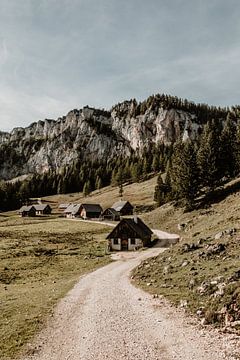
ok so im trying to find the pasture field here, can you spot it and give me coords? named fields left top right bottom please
left=0, top=215, right=111, bottom=359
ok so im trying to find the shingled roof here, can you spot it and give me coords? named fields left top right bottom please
left=34, top=204, right=51, bottom=211
left=111, top=201, right=133, bottom=212
left=106, top=217, right=152, bottom=239
left=64, top=204, right=79, bottom=213
left=102, top=208, right=120, bottom=216
left=19, top=205, right=36, bottom=213
left=81, top=204, right=103, bottom=213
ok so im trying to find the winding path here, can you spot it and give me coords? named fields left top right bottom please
left=22, top=248, right=238, bottom=360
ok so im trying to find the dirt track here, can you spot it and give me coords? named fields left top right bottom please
left=21, top=248, right=239, bottom=360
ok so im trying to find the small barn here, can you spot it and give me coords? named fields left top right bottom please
left=19, top=205, right=36, bottom=217
left=111, top=200, right=133, bottom=216
left=106, top=217, right=153, bottom=251
left=80, top=204, right=103, bottom=219
left=101, top=208, right=120, bottom=221
left=34, top=204, right=52, bottom=215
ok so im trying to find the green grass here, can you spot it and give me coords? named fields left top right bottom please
left=0, top=215, right=112, bottom=359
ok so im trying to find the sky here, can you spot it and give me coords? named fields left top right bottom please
left=0, top=0, right=240, bottom=131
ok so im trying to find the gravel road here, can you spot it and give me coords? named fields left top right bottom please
left=21, top=248, right=239, bottom=360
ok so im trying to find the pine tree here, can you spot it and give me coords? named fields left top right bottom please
left=95, top=176, right=103, bottom=190
left=154, top=174, right=166, bottom=206
left=119, top=182, right=123, bottom=199
left=220, top=113, right=238, bottom=178
left=83, top=180, right=91, bottom=197
left=152, top=154, right=160, bottom=173
left=171, top=140, right=199, bottom=208
left=197, top=120, right=222, bottom=191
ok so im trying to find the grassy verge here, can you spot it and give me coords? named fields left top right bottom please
left=0, top=215, right=111, bottom=359
left=134, top=186, right=240, bottom=333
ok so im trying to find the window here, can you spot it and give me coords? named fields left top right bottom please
left=130, top=238, right=136, bottom=245
left=113, top=239, right=118, bottom=245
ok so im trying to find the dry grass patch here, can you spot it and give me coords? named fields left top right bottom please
left=43, top=175, right=158, bottom=211
left=134, top=184, right=240, bottom=332
left=0, top=215, right=111, bottom=359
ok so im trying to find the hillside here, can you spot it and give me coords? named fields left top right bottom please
left=133, top=177, right=240, bottom=333
left=43, top=175, right=158, bottom=211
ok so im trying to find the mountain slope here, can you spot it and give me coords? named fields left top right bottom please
left=0, top=94, right=231, bottom=180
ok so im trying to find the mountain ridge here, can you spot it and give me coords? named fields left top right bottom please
left=0, top=93, right=237, bottom=181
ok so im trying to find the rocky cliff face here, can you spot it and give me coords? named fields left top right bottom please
left=0, top=101, right=201, bottom=180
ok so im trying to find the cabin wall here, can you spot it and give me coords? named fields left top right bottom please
left=110, top=238, right=143, bottom=251
left=81, top=209, right=87, bottom=219
left=110, top=239, right=121, bottom=251
left=128, top=238, right=143, bottom=250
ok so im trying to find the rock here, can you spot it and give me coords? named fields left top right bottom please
left=205, top=243, right=225, bottom=256
left=146, top=283, right=151, bottom=287
left=213, top=283, right=226, bottom=297
left=225, top=228, right=236, bottom=236
left=178, top=223, right=186, bottom=231
left=196, top=309, right=204, bottom=317
left=0, top=102, right=201, bottom=180
left=228, top=270, right=240, bottom=282
left=189, top=279, right=196, bottom=289
left=181, top=261, right=189, bottom=267
left=215, top=231, right=224, bottom=240
left=181, top=243, right=199, bottom=253
left=179, top=299, right=188, bottom=308
left=163, top=265, right=172, bottom=274
left=201, top=318, right=208, bottom=326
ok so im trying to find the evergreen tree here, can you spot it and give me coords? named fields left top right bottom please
left=171, top=140, right=199, bottom=208
left=83, top=180, right=91, bottom=197
left=197, top=120, right=222, bottom=191
left=220, top=113, right=238, bottom=178
left=154, top=174, right=167, bottom=206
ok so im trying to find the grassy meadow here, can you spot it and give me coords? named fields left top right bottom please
left=0, top=215, right=112, bottom=359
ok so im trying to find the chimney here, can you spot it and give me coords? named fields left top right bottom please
left=134, top=215, right=138, bottom=224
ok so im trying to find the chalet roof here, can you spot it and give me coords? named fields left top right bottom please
left=71, top=204, right=81, bottom=215
left=106, top=217, right=153, bottom=240
left=81, top=204, right=103, bottom=213
left=102, top=208, right=120, bottom=216
left=59, top=203, right=70, bottom=209
left=111, top=200, right=133, bottom=212
left=19, top=205, right=36, bottom=213
left=34, top=204, right=51, bottom=211
left=64, top=204, right=79, bottom=213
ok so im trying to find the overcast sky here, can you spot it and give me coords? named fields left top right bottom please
left=0, top=0, right=240, bottom=131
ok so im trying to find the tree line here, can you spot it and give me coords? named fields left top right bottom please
left=154, top=113, right=240, bottom=210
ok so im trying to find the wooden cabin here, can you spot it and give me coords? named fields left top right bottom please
left=19, top=205, right=36, bottom=217
left=34, top=204, right=52, bottom=215
left=101, top=208, right=120, bottom=221
left=64, top=204, right=81, bottom=218
left=111, top=201, right=133, bottom=216
left=80, top=204, right=103, bottom=219
left=106, top=217, right=152, bottom=251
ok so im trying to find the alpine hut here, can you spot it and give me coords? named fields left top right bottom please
left=106, top=216, right=152, bottom=251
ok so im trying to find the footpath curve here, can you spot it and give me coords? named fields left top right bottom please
left=21, top=246, right=238, bottom=360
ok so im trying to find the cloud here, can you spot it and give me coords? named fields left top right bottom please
left=0, top=0, right=240, bottom=131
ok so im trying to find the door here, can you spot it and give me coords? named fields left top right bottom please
left=121, top=239, right=128, bottom=251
